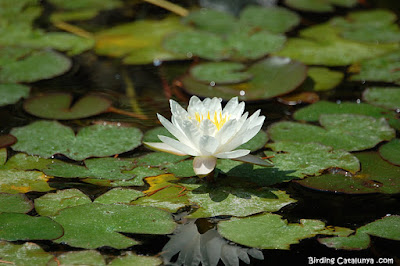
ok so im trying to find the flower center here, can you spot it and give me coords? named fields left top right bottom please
left=194, top=111, right=229, bottom=130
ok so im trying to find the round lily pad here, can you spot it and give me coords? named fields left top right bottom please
left=190, top=62, right=252, bottom=84
left=363, top=87, right=400, bottom=110
left=284, top=0, right=357, bottom=13
left=0, top=83, right=30, bottom=106
left=23, top=93, right=112, bottom=120
left=379, top=139, right=400, bottom=166
left=0, top=193, right=33, bottom=213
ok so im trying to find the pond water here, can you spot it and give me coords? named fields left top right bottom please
left=1, top=0, right=400, bottom=265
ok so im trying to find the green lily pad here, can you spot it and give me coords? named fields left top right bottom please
left=165, top=159, right=195, bottom=178
left=276, top=23, right=398, bottom=66
left=0, top=169, right=53, bottom=194
left=181, top=56, right=307, bottom=101
left=264, top=141, right=360, bottom=178
left=307, top=67, right=344, bottom=91
left=34, top=189, right=92, bottom=216
left=0, top=135, right=17, bottom=149
left=350, top=50, right=400, bottom=84
left=379, top=139, right=400, bottom=166
left=134, top=151, right=189, bottom=167
left=218, top=213, right=326, bottom=249
left=23, top=93, right=112, bottom=120
left=268, top=114, right=395, bottom=151
left=0, top=148, right=6, bottom=166
left=108, top=252, right=162, bottom=266
left=237, top=130, right=269, bottom=152
left=182, top=9, right=237, bottom=34
left=3, top=153, right=59, bottom=171
left=239, top=6, right=300, bottom=34
left=319, top=215, right=400, bottom=250
left=296, top=152, right=400, bottom=194
left=0, top=213, right=63, bottom=241
left=293, top=100, right=400, bottom=130
left=363, top=87, right=400, bottom=110
left=48, top=250, right=106, bottom=266
left=0, top=193, right=33, bottom=213
left=0, top=241, right=54, bottom=266
left=11, top=120, right=143, bottom=160
left=0, top=50, right=72, bottom=83
left=95, top=16, right=188, bottom=65
left=190, top=62, right=252, bottom=84
left=94, top=188, right=144, bottom=204
left=284, top=0, right=357, bottom=12
left=52, top=203, right=176, bottom=249
left=0, top=84, right=30, bottom=106
left=0, top=46, right=34, bottom=65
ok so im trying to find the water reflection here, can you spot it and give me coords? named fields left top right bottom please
left=162, top=219, right=264, bottom=266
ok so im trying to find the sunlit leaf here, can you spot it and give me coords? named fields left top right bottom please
left=307, top=67, right=344, bottom=91
left=94, top=188, right=144, bottom=204
left=108, top=251, right=162, bottom=266
left=23, top=93, right=112, bottom=120
left=0, top=84, right=30, bottom=106
left=284, top=0, right=357, bottom=12
left=190, top=62, right=252, bottom=84
left=0, top=193, right=33, bottom=213
left=0, top=169, right=53, bottom=194
left=48, top=250, right=106, bottom=266
left=363, top=87, right=400, bottom=110
left=0, top=241, right=54, bottom=265
left=379, top=139, right=400, bottom=166
left=11, top=120, right=143, bottom=160
left=52, top=203, right=176, bottom=249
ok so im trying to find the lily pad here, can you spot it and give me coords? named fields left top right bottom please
left=0, top=213, right=63, bottom=241
left=108, top=252, right=162, bottom=266
left=181, top=56, right=307, bottom=101
left=0, top=148, right=6, bottom=166
left=0, top=169, right=53, bottom=194
left=52, top=203, right=176, bottom=249
left=182, top=9, right=237, bottom=34
left=0, top=193, right=33, bottom=213
left=264, top=141, right=360, bottom=178
left=134, top=151, right=189, bottom=167
left=379, top=139, right=400, bottom=166
left=0, top=134, right=17, bottom=148
left=94, top=188, right=144, bottom=204
left=0, top=84, right=30, bottom=106
left=34, top=189, right=92, bottom=216
left=23, top=93, right=112, bottom=120
left=307, top=67, right=344, bottom=91
left=11, top=120, right=143, bottom=160
left=190, top=62, right=252, bottom=84
left=268, top=114, right=395, bottom=151
left=284, top=0, right=357, bottom=13
left=363, top=87, right=400, bottom=110
left=218, top=213, right=326, bottom=249
left=0, top=241, right=54, bottom=266
left=0, top=50, right=72, bottom=83
left=3, top=153, right=59, bottom=171
left=296, top=152, right=400, bottom=194
left=48, top=250, right=106, bottom=266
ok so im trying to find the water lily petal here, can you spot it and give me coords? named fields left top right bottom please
left=199, top=135, right=219, bottom=155
left=170, top=99, right=187, bottom=117
left=157, top=114, right=191, bottom=144
left=143, top=142, right=188, bottom=156
left=199, top=119, right=217, bottom=136
left=193, top=156, right=217, bottom=176
left=232, top=154, right=273, bottom=166
left=222, top=97, right=238, bottom=115
left=215, top=149, right=250, bottom=159
left=215, top=119, right=238, bottom=145
left=188, top=96, right=202, bottom=115
left=159, top=135, right=200, bottom=156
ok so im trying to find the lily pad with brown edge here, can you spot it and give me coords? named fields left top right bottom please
left=52, top=203, right=176, bottom=249
left=319, top=215, right=400, bottom=250
left=277, top=91, right=320, bottom=106
left=0, top=83, right=30, bottom=106
left=307, top=67, right=344, bottom=91
left=190, top=62, right=252, bottom=85
left=108, top=251, right=163, bottom=266
left=293, top=100, right=400, bottom=130
left=0, top=50, right=72, bottom=83
left=94, top=188, right=144, bottom=204
left=47, top=250, right=106, bottom=266
left=268, top=114, right=395, bottom=151
left=95, top=16, right=189, bottom=65
left=0, top=213, right=63, bottom=241
left=0, top=169, right=53, bottom=194
left=0, top=241, right=55, bottom=266
left=181, top=57, right=307, bottom=101
left=296, top=152, right=400, bottom=194
left=0, top=134, right=17, bottom=148
left=284, top=0, right=357, bottom=13
left=23, top=93, right=112, bottom=120
left=0, top=193, right=33, bottom=213
left=379, top=139, right=400, bottom=166
left=11, top=120, right=143, bottom=160
left=363, top=87, right=400, bottom=110
left=264, top=141, right=360, bottom=178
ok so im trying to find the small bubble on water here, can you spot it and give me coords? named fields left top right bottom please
left=210, top=81, right=216, bottom=86
left=240, top=90, right=245, bottom=96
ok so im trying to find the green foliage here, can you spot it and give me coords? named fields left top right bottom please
left=284, top=0, right=357, bottom=12
left=0, top=193, right=33, bottom=213
left=307, top=67, right=344, bottom=91
left=94, top=188, right=144, bottom=204
left=0, top=84, right=30, bottom=106
left=0, top=169, right=53, bottom=194
left=379, top=139, right=400, bottom=166
left=363, top=87, right=400, bottom=110
left=108, top=252, right=163, bottom=266
left=190, top=62, right=252, bottom=84
left=0, top=241, right=55, bottom=265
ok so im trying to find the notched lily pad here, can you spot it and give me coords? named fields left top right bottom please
left=0, top=83, right=30, bottom=106
left=363, top=87, right=400, bottom=110
left=0, top=193, right=33, bottom=213
left=284, top=0, right=357, bottom=13
left=24, top=93, right=112, bottom=120
left=11, top=120, right=143, bottom=160
left=379, top=139, right=400, bottom=166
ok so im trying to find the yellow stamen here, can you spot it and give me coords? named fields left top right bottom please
left=193, top=111, right=229, bottom=130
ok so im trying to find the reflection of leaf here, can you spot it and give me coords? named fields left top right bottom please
left=0, top=241, right=54, bottom=265
left=11, top=120, right=143, bottom=160
left=0, top=169, right=53, bottom=194
left=363, top=87, right=400, bottom=110
left=284, top=0, right=357, bottom=13
left=0, top=84, right=30, bottom=107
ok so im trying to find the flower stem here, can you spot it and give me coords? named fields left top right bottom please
left=143, top=0, right=189, bottom=16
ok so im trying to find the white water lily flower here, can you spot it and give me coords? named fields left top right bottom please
left=144, top=96, right=272, bottom=176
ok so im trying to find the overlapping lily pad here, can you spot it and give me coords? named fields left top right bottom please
left=363, top=87, right=400, bottom=110
left=0, top=135, right=17, bottom=149
left=307, top=67, right=344, bottom=91
left=0, top=169, right=53, bottom=194
left=23, top=93, right=112, bottom=120
left=11, top=120, right=143, bottom=160
left=0, top=84, right=30, bottom=106
left=284, top=0, right=357, bottom=12
left=181, top=56, right=307, bottom=101
left=268, top=114, right=395, bottom=151
left=0, top=193, right=33, bottom=213
left=94, top=188, right=144, bottom=204
left=190, top=62, right=252, bottom=84
left=379, top=139, right=400, bottom=166
left=0, top=241, right=55, bottom=265
left=182, top=9, right=237, bottom=34
left=52, top=203, right=176, bottom=249
left=264, top=141, right=360, bottom=178
left=2, top=153, right=59, bottom=171
left=296, top=152, right=400, bottom=194
left=48, top=250, right=106, bottom=266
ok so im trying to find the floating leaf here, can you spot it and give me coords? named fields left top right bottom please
left=268, top=114, right=395, bottom=151
left=108, top=251, right=162, bottom=266
left=264, top=141, right=360, bottom=178
left=48, top=250, right=106, bottom=266
left=52, top=203, right=176, bottom=249
left=181, top=57, right=307, bottom=101
left=94, top=188, right=144, bottom=204
left=307, top=67, right=344, bottom=91
left=0, top=241, right=54, bottom=266
left=0, top=84, right=30, bottom=106
left=218, top=213, right=326, bottom=249
left=23, top=93, right=112, bottom=120
left=0, top=134, right=17, bottom=148
left=0, top=213, right=63, bottom=241
left=296, top=152, right=400, bottom=194
left=284, top=0, right=357, bottom=12
left=11, top=120, right=143, bottom=160
left=363, top=87, right=400, bottom=110
left=0, top=193, right=33, bottom=213
left=379, top=139, right=400, bottom=166
left=3, top=153, right=59, bottom=171
left=190, top=62, right=252, bottom=84
left=0, top=50, right=71, bottom=83
left=237, top=130, right=269, bottom=152
left=34, top=189, right=92, bottom=216
left=0, top=169, right=53, bottom=194
left=182, top=9, right=237, bottom=34
left=277, top=91, right=320, bottom=105
left=0, top=148, right=6, bottom=165
left=134, top=151, right=189, bottom=167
